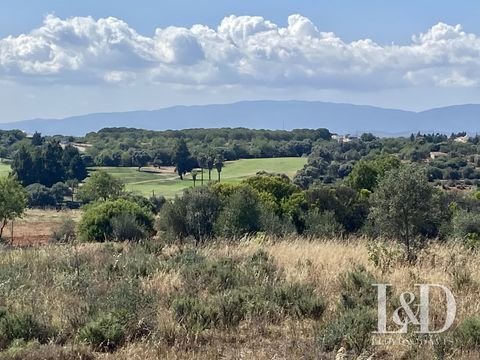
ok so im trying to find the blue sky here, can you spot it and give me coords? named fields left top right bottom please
left=1, top=0, right=480, bottom=121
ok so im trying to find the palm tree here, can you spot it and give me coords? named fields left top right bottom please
left=198, top=154, right=207, bottom=185
left=191, top=170, right=198, bottom=187
left=215, top=155, right=224, bottom=182
left=207, top=154, right=215, bottom=182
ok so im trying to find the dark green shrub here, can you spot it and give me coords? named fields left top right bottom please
left=25, top=183, right=56, bottom=208
left=260, top=206, right=295, bottom=237
left=51, top=217, right=76, bottom=243
left=157, top=187, right=220, bottom=242
left=213, top=290, right=249, bottom=328
left=243, top=250, right=279, bottom=285
left=168, top=249, right=325, bottom=333
left=317, top=307, right=376, bottom=354
left=149, top=194, right=166, bottom=214
left=304, top=209, right=344, bottom=237
left=77, top=312, right=126, bottom=352
left=78, top=199, right=154, bottom=242
left=272, top=283, right=325, bottom=320
left=110, top=213, right=146, bottom=241
left=0, top=311, right=51, bottom=350
left=215, top=186, right=262, bottom=237
left=452, top=210, right=480, bottom=245
left=454, top=317, right=480, bottom=349
left=339, top=266, right=378, bottom=310
left=171, top=296, right=218, bottom=332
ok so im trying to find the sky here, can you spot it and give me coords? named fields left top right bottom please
left=1, top=0, right=480, bottom=122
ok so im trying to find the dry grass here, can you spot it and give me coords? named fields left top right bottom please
left=0, top=237, right=478, bottom=359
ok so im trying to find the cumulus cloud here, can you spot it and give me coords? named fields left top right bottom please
left=1, top=14, right=480, bottom=89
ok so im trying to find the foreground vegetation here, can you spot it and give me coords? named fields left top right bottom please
left=0, top=238, right=478, bottom=359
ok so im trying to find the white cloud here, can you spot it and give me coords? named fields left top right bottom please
left=1, top=14, right=480, bottom=89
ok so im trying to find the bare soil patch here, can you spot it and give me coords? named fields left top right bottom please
left=4, top=209, right=81, bottom=246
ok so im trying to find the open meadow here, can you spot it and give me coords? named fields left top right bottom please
left=95, top=157, right=307, bottom=197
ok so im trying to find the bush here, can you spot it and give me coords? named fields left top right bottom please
left=25, top=184, right=56, bottom=208
left=78, top=199, right=154, bottom=242
left=51, top=217, right=76, bottom=243
left=157, top=187, right=220, bottom=243
left=260, top=206, right=295, bottom=237
left=149, top=194, right=166, bottom=214
left=339, top=266, right=379, bottom=310
left=171, top=296, right=218, bottom=332
left=110, top=213, right=146, bottom=241
left=317, top=307, right=376, bottom=354
left=304, top=209, right=344, bottom=238
left=272, top=283, right=325, bottom=320
left=0, top=311, right=52, bottom=350
left=168, top=249, right=324, bottom=333
left=215, top=186, right=262, bottom=237
left=452, top=210, right=480, bottom=244
left=454, top=317, right=480, bottom=349
left=77, top=312, right=126, bottom=352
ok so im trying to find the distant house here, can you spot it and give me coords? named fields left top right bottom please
left=454, top=135, right=470, bottom=143
left=331, top=134, right=358, bottom=143
left=430, top=151, right=448, bottom=160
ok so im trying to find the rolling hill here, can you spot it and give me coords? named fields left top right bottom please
left=1, top=100, right=479, bottom=136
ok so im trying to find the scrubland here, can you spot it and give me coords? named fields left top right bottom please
left=0, top=236, right=478, bottom=359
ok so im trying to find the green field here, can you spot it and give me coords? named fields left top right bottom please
left=0, top=162, right=11, bottom=177
left=96, top=157, right=307, bottom=197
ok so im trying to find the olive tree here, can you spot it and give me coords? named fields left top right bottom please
left=369, top=164, right=436, bottom=261
left=0, top=177, right=27, bottom=238
left=77, top=171, right=124, bottom=203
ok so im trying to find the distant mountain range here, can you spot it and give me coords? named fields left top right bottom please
left=1, top=100, right=479, bottom=136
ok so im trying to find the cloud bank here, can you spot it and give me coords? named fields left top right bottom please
left=1, top=14, right=480, bottom=89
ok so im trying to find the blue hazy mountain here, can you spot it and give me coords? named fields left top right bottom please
left=1, top=100, right=479, bottom=136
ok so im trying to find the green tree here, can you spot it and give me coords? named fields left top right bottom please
left=77, top=171, right=124, bottom=203
left=40, top=141, right=66, bottom=187
left=172, top=138, right=192, bottom=180
left=132, top=150, right=151, bottom=171
left=67, top=154, right=88, bottom=181
left=0, top=177, right=27, bottom=238
left=26, top=183, right=57, bottom=208
left=12, top=145, right=34, bottom=186
left=157, top=187, right=220, bottom=242
left=31, top=132, right=43, bottom=146
left=369, top=165, right=435, bottom=261
left=215, top=186, right=262, bottom=237
left=347, top=155, right=400, bottom=192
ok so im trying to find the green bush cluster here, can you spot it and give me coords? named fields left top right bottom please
left=0, top=310, right=52, bottom=350
left=317, top=267, right=379, bottom=354
left=167, top=250, right=325, bottom=333
left=78, top=198, right=154, bottom=242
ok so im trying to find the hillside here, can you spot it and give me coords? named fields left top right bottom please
left=1, top=100, right=479, bottom=136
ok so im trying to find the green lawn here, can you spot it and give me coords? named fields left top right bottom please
left=0, top=162, right=11, bottom=177
left=95, top=157, right=307, bottom=198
